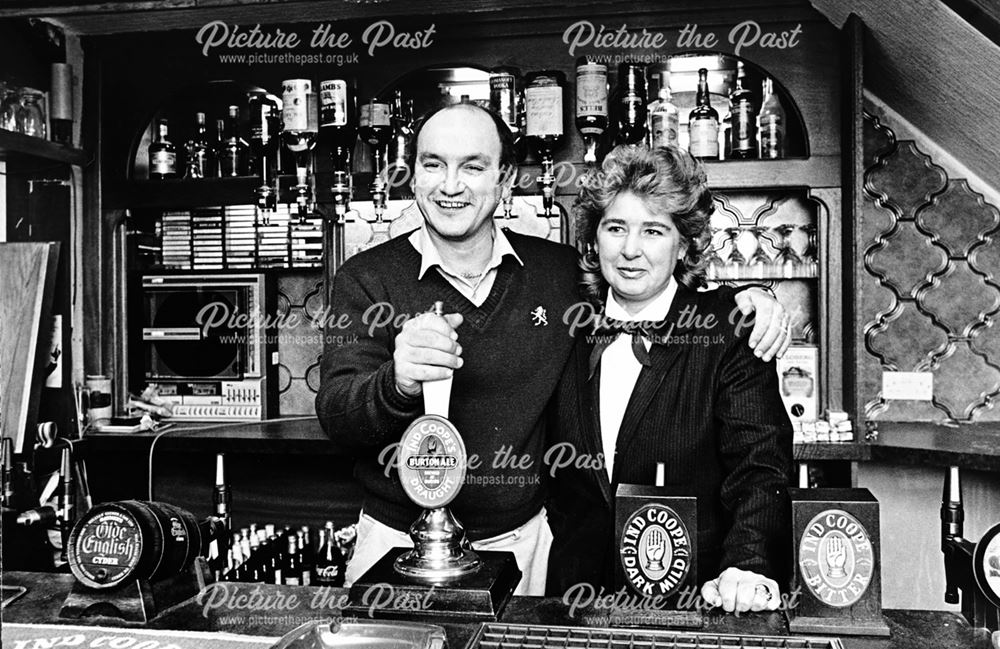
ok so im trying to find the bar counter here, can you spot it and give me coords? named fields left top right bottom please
left=3, top=572, right=994, bottom=649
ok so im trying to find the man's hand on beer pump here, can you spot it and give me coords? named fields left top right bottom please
left=394, top=311, right=465, bottom=397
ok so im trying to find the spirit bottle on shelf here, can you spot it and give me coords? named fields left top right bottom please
left=358, top=97, right=393, bottom=236
left=281, top=79, right=319, bottom=217
left=490, top=66, right=525, bottom=163
left=524, top=70, right=564, bottom=218
left=183, top=112, right=213, bottom=179
left=248, top=91, right=282, bottom=211
left=219, top=105, right=249, bottom=178
left=575, top=57, right=608, bottom=165
left=688, top=68, right=719, bottom=161
left=319, top=78, right=357, bottom=173
left=148, top=118, right=178, bottom=180
left=388, top=88, right=414, bottom=193
left=319, top=77, right=358, bottom=253
left=729, top=61, right=758, bottom=159
left=758, top=77, right=785, bottom=159
left=646, top=71, right=679, bottom=148
left=616, top=62, right=647, bottom=146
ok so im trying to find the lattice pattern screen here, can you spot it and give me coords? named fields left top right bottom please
left=860, top=111, right=1000, bottom=421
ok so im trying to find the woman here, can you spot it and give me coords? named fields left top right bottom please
left=547, top=145, right=793, bottom=614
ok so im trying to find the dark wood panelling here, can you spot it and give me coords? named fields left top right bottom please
left=813, top=0, right=1000, bottom=192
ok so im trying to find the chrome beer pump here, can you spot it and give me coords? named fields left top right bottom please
left=941, top=466, right=1000, bottom=632
left=346, top=301, right=520, bottom=621
left=393, top=301, right=481, bottom=583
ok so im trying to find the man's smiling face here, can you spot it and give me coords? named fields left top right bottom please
left=411, top=104, right=509, bottom=243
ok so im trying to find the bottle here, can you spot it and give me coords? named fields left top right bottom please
left=616, top=62, right=647, bottom=146
left=575, top=57, right=608, bottom=164
left=319, top=78, right=357, bottom=172
left=646, top=72, right=679, bottom=148
left=490, top=66, right=522, bottom=135
left=688, top=68, right=719, bottom=161
left=298, top=527, right=313, bottom=586
left=148, top=119, right=178, bottom=180
left=729, top=61, right=758, bottom=159
left=267, top=534, right=282, bottom=584
left=524, top=70, right=565, bottom=163
left=489, top=66, right=527, bottom=162
left=248, top=92, right=281, bottom=166
left=219, top=105, right=249, bottom=177
left=314, top=521, right=345, bottom=586
left=758, top=77, right=785, bottom=159
left=183, top=112, right=213, bottom=179
left=388, top=89, right=413, bottom=180
left=248, top=92, right=282, bottom=211
left=211, top=118, right=226, bottom=177
left=358, top=98, right=392, bottom=173
left=281, top=79, right=318, bottom=154
left=283, top=534, right=301, bottom=585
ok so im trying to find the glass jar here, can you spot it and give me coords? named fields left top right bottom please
left=0, top=83, right=20, bottom=132
left=17, top=88, right=47, bottom=139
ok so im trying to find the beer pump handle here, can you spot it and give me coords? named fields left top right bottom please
left=211, top=453, right=232, bottom=576
left=58, top=446, right=75, bottom=561
left=798, top=462, right=810, bottom=489
left=941, top=465, right=964, bottom=604
left=422, top=301, right=453, bottom=419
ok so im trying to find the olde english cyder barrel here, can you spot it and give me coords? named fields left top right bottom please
left=67, top=500, right=202, bottom=589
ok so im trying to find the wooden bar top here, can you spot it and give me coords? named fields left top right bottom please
left=2, top=571, right=995, bottom=649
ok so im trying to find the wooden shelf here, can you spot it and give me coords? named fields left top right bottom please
left=704, top=156, right=841, bottom=189
left=107, top=176, right=262, bottom=210
left=0, top=130, right=88, bottom=166
left=83, top=416, right=342, bottom=454
left=867, top=421, right=1000, bottom=473
left=108, top=156, right=840, bottom=211
left=794, top=441, right=872, bottom=461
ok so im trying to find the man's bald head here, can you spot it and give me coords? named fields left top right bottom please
left=407, top=102, right=518, bottom=181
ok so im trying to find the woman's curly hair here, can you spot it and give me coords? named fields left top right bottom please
left=575, top=145, right=715, bottom=306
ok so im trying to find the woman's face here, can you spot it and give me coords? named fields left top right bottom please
left=596, top=191, right=687, bottom=316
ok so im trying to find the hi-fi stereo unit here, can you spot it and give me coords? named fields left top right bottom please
left=141, top=273, right=278, bottom=421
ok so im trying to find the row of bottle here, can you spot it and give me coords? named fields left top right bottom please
left=220, top=521, right=349, bottom=586
left=570, top=59, right=786, bottom=162
left=148, top=83, right=414, bottom=181
left=149, top=107, right=249, bottom=180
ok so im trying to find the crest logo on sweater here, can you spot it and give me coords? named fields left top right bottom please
left=619, top=504, right=691, bottom=596
left=531, top=306, right=548, bottom=326
left=798, top=509, right=874, bottom=607
left=399, top=414, right=467, bottom=509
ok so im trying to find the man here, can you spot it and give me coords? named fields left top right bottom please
left=315, top=102, right=788, bottom=596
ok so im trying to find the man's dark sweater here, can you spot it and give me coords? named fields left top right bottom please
left=315, top=231, right=580, bottom=539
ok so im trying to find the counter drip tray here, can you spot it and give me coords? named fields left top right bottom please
left=467, top=623, right=845, bottom=649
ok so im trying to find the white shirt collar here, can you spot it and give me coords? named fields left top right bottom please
left=604, top=277, right=678, bottom=322
left=409, top=222, right=524, bottom=280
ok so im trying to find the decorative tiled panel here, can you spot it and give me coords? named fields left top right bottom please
left=866, top=301, right=948, bottom=371
left=865, top=141, right=947, bottom=221
left=921, top=261, right=1000, bottom=337
left=865, top=220, right=947, bottom=298
left=276, top=272, right=324, bottom=416
left=918, top=180, right=1000, bottom=257
left=859, top=111, right=1000, bottom=422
